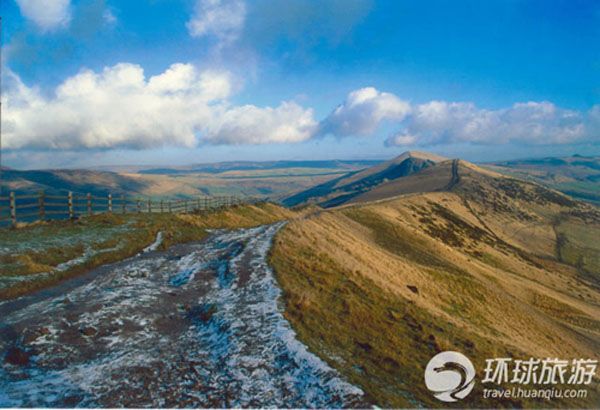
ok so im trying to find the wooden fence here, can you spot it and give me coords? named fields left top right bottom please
left=0, top=191, right=255, bottom=228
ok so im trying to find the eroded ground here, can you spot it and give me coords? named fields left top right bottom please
left=0, top=223, right=364, bottom=408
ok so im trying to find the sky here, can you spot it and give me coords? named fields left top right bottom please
left=1, top=0, right=599, bottom=169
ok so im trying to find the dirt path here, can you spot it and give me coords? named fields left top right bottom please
left=444, top=159, right=461, bottom=191
left=0, top=223, right=364, bottom=408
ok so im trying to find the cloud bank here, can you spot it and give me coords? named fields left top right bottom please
left=3, top=73, right=598, bottom=152
left=15, top=0, right=71, bottom=31
left=386, top=100, right=599, bottom=147
left=3, top=63, right=316, bottom=149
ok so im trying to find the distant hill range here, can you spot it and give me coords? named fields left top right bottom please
left=0, top=169, right=148, bottom=197
left=136, top=160, right=382, bottom=175
left=485, top=155, right=600, bottom=205
left=0, top=160, right=382, bottom=199
left=3, top=154, right=599, bottom=206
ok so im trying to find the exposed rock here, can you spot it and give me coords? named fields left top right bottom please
left=4, top=347, right=31, bottom=366
left=79, top=327, right=97, bottom=337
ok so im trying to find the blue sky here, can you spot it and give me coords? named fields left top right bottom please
left=2, top=0, right=599, bottom=169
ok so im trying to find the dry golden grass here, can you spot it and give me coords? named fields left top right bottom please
left=270, top=163, right=600, bottom=408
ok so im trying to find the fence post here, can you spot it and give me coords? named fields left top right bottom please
left=68, top=191, right=74, bottom=220
left=87, top=193, right=92, bottom=216
left=136, top=198, right=141, bottom=213
left=39, top=190, right=45, bottom=221
left=108, top=194, right=113, bottom=213
left=168, top=200, right=172, bottom=213
left=121, top=195, right=126, bottom=214
left=10, top=191, right=17, bottom=227
left=148, top=199, right=152, bottom=213
left=160, top=200, right=164, bottom=213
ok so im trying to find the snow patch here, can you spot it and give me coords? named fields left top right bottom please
left=142, top=231, right=163, bottom=253
left=0, top=223, right=364, bottom=407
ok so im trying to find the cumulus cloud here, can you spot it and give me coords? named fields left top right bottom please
left=2, top=63, right=316, bottom=149
left=386, top=100, right=599, bottom=146
left=5, top=72, right=598, bottom=153
left=205, top=102, right=317, bottom=144
left=187, top=0, right=246, bottom=45
left=15, top=0, right=71, bottom=31
left=319, top=87, right=411, bottom=137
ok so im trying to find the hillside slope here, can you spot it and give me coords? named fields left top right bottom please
left=283, top=151, right=446, bottom=207
left=270, top=160, right=600, bottom=407
left=0, top=169, right=151, bottom=197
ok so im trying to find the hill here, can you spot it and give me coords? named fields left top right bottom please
left=1, top=160, right=379, bottom=200
left=0, top=169, right=149, bottom=197
left=486, top=154, right=600, bottom=205
left=283, top=151, right=446, bottom=207
left=270, top=158, right=600, bottom=407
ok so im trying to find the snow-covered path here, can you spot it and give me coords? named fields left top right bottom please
left=0, top=223, right=364, bottom=408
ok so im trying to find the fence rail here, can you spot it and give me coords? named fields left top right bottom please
left=0, top=191, right=254, bottom=227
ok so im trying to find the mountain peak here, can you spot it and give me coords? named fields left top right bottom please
left=395, top=151, right=448, bottom=163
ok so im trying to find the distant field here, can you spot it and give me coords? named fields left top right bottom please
left=485, top=155, right=600, bottom=205
left=120, top=167, right=359, bottom=199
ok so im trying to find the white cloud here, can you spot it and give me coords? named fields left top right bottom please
left=187, top=0, right=246, bottom=45
left=386, top=100, right=600, bottom=146
left=3, top=63, right=317, bottom=150
left=15, top=0, right=71, bottom=31
left=102, top=9, right=117, bottom=25
left=5, top=70, right=597, bottom=153
left=205, top=102, right=317, bottom=144
left=320, top=87, right=411, bottom=137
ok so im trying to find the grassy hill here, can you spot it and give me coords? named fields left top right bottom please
left=486, top=155, right=600, bottom=205
left=270, top=159, right=600, bottom=407
left=283, top=151, right=446, bottom=207
left=0, top=169, right=149, bottom=197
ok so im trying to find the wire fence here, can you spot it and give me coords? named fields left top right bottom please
left=0, top=191, right=257, bottom=228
